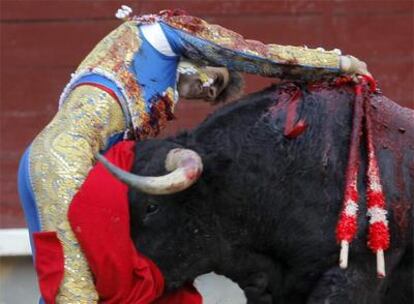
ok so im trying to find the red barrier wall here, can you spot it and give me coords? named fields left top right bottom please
left=1, top=0, right=413, bottom=228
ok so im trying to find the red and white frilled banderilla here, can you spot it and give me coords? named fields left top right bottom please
left=336, top=76, right=390, bottom=278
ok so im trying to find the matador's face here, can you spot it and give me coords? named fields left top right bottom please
left=177, top=67, right=230, bottom=101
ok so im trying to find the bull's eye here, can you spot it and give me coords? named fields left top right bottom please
left=146, top=204, right=159, bottom=215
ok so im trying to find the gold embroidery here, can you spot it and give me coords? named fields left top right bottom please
left=77, top=22, right=137, bottom=73
left=30, top=86, right=126, bottom=302
left=267, top=44, right=339, bottom=69
left=77, top=21, right=147, bottom=135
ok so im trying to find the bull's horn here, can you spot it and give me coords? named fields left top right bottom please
left=96, top=148, right=203, bottom=195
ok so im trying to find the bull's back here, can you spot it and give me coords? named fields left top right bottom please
left=371, top=96, right=414, bottom=246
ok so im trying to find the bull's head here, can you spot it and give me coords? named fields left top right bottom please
left=97, top=140, right=226, bottom=290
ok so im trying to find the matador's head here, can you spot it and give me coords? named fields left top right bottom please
left=176, top=60, right=244, bottom=103
left=115, top=6, right=245, bottom=104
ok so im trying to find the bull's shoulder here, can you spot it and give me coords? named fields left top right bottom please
left=370, top=95, right=414, bottom=149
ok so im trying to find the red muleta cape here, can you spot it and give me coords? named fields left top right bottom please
left=66, top=140, right=201, bottom=303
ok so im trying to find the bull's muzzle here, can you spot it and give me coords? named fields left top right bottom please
left=96, top=148, right=203, bottom=195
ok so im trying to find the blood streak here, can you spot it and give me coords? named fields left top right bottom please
left=268, top=84, right=308, bottom=138
left=283, top=88, right=308, bottom=138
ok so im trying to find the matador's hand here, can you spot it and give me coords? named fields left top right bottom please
left=340, top=55, right=372, bottom=78
left=340, top=55, right=377, bottom=91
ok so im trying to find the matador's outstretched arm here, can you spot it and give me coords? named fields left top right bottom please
left=136, top=9, right=369, bottom=80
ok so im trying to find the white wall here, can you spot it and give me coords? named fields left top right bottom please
left=0, top=256, right=40, bottom=304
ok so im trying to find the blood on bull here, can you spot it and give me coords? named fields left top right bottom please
left=99, top=79, right=413, bottom=304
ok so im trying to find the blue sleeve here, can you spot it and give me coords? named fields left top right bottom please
left=159, top=21, right=341, bottom=80
left=159, top=22, right=186, bottom=55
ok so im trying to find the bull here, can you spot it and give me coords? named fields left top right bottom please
left=99, top=81, right=413, bottom=304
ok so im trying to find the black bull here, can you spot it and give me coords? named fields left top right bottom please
left=120, top=82, right=412, bottom=303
